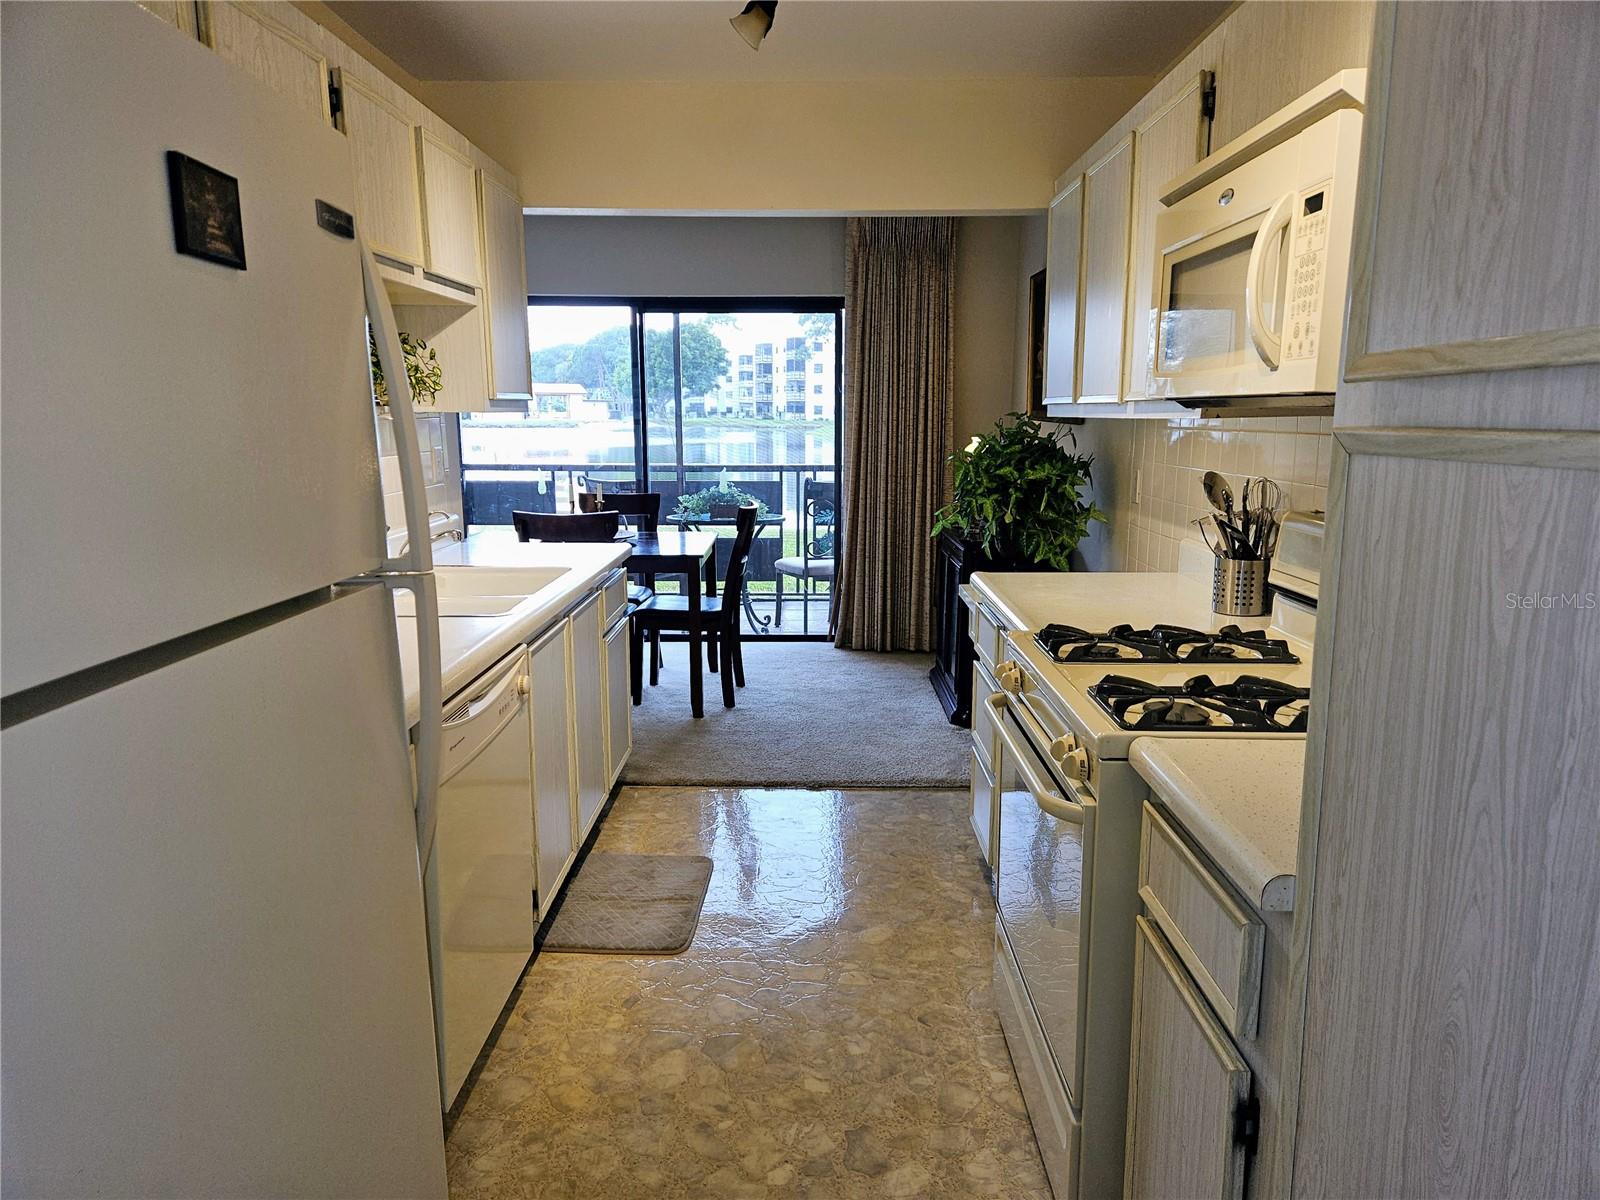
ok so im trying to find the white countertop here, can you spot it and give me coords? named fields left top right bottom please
left=394, top=533, right=629, bottom=725
left=968, top=570, right=1275, bottom=636
left=1130, top=738, right=1303, bottom=912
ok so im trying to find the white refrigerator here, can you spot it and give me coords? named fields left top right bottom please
left=2, top=5, right=447, bottom=1196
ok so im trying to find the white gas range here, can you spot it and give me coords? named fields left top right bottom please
left=974, top=569, right=1317, bottom=1200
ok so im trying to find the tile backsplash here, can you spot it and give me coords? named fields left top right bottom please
left=1077, top=415, right=1332, bottom=574
left=376, top=412, right=461, bottom=545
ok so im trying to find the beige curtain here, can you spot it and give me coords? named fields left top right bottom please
left=831, top=217, right=957, bottom=651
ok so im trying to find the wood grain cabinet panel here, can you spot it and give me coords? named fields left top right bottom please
left=201, top=2, right=328, bottom=123
left=1139, top=803, right=1264, bottom=1039
left=416, top=129, right=482, bottom=288
left=336, top=69, right=425, bottom=266
left=1043, top=176, right=1084, bottom=403
left=1078, top=135, right=1134, bottom=404
left=477, top=171, right=534, bottom=398
left=1346, top=1, right=1600, bottom=377
left=1125, top=916, right=1251, bottom=1200
left=1125, top=74, right=1210, bottom=402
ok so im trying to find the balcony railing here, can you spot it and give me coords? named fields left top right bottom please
left=462, top=461, right=837, bottom=635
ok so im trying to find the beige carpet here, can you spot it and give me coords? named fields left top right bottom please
left=622, top=640, right=971, bottom=787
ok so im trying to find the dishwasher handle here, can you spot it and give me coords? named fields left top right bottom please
left=439, top=651, right=529, bottom=785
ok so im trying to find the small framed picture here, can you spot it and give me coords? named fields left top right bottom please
left=166, top=151, right=246, bottom=269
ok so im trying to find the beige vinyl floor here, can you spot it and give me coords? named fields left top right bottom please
left=445, top=785, right=1050, bottom=1199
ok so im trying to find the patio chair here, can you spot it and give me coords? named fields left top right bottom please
left=774, top=479, right=836, bottom=631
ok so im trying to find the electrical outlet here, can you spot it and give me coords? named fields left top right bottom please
left=1134, top=468, right=1143, bottom=505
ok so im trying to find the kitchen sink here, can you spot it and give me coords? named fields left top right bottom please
left=390, top=565, right=572, bottom=618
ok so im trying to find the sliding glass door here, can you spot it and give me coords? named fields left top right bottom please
left=460, top=297, right=842, bottom=636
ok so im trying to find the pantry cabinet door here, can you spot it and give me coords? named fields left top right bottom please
left=478, top=171, right=535, bottom=398
left=1344, top=1, right=1600, bottom=379
left=1044, top=176, right=1084, bottom=404
left=337, top=69, right=425, bottom=265
left=1125, top=916, right=1252, bottom=1200
left=417, top=129, right=482, bottom=288
left=1126, top=74, right=1211, bottom=402
left=201, top=2, right=329, bottom=125
left=1078, top=134, right=1135, bottom=404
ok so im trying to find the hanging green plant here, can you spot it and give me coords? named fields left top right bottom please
left=931, top=413, right=1106, bottom=570
left=369, top=330, right=443, bottom=406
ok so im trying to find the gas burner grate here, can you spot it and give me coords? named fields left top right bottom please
left=1088, top=673, right=1310, bottom=732
left=1035, top=622, right=1299, bottom=664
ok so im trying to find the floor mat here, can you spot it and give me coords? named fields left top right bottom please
left=541, top=852, right=714, bottom=954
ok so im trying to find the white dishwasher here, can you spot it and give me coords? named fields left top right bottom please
left=426, top=647, right=535, bottom=1109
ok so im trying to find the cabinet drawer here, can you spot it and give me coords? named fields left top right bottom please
left=971, top=659, right=1001, bottom=772
left=1139, top=802, right=1264, bottom=1038
left=965, top=589, right=1006, bottom=671
left=600, top=568, right=629, bottom=627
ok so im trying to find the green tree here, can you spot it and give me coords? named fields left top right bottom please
left=643, top=322, right=730, bottom=411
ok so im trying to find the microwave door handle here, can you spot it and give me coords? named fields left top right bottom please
left=1245, top=191, right=1297, bottom=370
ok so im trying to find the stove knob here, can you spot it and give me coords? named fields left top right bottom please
left=1061, top=747, right=1090, bottom=784
left=1049, top=733, right=1078, bottom=762
left=996, top=662, right=1023, bottom=693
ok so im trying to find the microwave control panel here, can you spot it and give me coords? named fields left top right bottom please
left=1284, top=186, right=1330, bottom=361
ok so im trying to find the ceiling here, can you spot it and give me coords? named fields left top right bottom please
left=325, top=1, right=1230, bottom=83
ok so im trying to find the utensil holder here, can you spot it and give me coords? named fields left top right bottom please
left=1213, top=557, right=1270, bottom=616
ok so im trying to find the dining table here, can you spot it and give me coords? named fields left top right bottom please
left=620, top=529, right=718, bottom=718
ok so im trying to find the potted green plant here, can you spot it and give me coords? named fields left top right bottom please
left=673, top=482, right=773, bottom=520
left=932, top=413, right=1105, bottom=570
left=369, top=330, right=443, bottom=407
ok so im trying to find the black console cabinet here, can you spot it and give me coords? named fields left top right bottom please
left=929, top=532, right=1035, bottom=726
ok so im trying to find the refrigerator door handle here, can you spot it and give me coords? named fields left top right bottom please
left=360, top=240, right=434, bottom=576
left=386, top=572, right=444, bottom=866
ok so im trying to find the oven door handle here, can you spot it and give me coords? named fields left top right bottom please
left=988, top=694, right=1089, bottom=825
left=1245, top=190, right=1296, bottom=370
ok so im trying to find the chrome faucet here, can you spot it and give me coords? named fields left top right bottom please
left=393, top=511, right=464, bottom=556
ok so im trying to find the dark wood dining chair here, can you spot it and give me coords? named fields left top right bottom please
left=511, top=509, right=620, bottom=543
left=578, top=490, right=660, bottom=532
left=630, top=503, right=757, bottom=711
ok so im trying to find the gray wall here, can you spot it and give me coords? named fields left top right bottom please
left=524, top=215, right=846, bottom=298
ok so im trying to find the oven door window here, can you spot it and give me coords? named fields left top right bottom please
left=1156, top=213, right=1287, bottom=376
left=995, top=712, right=1095, bottom=1107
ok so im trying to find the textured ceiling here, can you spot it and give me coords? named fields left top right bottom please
left=325, top=1, right=1229, bottom=83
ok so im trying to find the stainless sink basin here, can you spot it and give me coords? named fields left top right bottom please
left=391, top=565, right=572, bottom=618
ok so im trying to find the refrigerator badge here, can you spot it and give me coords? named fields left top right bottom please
left=166, top=151, right=246, bottom=269
left=315, top=200, right=355, bottom=240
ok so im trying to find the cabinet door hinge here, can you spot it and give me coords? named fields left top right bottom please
left=1200, top=70, right=1217, bottom=123
left=1232, top=1095, right=1259, bottom=1154
left=327, top=67, right=344, bottom=131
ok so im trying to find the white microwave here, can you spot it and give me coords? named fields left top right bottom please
left=1148, top=70, right=1366, bottom=403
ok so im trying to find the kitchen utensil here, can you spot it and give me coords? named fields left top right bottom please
left=1203, top=471, right=1235, bottom=522
left=1194, top=516, right=1226, bottom=557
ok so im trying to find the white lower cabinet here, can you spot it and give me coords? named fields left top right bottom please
left=603, top=613, right=631, bottom=786
left=527, top=621, right=575, bottom=920
left=569, top=592, right=607, bottom=840
left=1124, top=915, right=1252, bottom=1200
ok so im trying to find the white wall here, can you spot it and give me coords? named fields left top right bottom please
left=525, top=215, right=846, bottom=298
left=952, top=216, right=1026, bottom=446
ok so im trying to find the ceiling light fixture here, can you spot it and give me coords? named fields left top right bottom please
left=729, top=1, right=777, bottom=51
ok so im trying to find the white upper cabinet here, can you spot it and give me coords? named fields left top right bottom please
left=416, top=129, right=482, bottom=288
left=1078, top=134, right=1135, bottom=403
left=201, top=2, right=329, bottom=125
left=335, top=68, right=426, bottom=266
left=1044, top=176, right=1085, bottom=404
left=1125, top=74, right=1212, bottom=402
left=477, top=171, right=535, bottom=398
